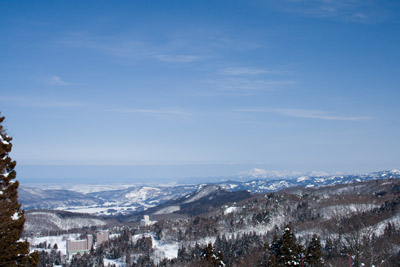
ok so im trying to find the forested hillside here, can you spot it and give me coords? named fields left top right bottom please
left=34, top=178, right=400, bottom=266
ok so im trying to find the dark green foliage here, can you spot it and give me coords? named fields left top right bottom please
left=269, top=225, right=303, bottom=266
left=304, top=235, right=324, bottom=266
left=201, top=242, right=225, bottom=267
left=0, top=114, right=39, bottom=266
left=38, top=249, right=61, bottom=267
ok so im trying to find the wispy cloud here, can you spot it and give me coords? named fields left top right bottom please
left=0, top=96, right=85, bottom=108
left=273, top=108, right=371, bottom=121
left=208, top=78, right=295, bottom=94
left=114, top=107, right=188, bottom=115
left=219, top=67, right=270, bottom=76
left=219, top=67, right=285, bottom=76
left=276, top=0, right=389, bottom=23
left=46, top=76, right=72, bottom=86
left=235, top=107, right=371, bottom=121
left=59, top=33, right=205, bottom=64
left=111, top=107, right=191, bottom=120
left=154, top=54, right=204, bottom=63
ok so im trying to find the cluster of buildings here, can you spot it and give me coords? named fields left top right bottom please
left=66, top=230, right=109, bottom=259
left=67, top=216, right=153, bottom=260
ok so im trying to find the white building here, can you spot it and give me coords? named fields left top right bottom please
left=140, top=215, right=153, bottom=226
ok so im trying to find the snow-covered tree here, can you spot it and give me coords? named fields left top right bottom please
left=0, top=114, right=39, bottom=266
left=201, top=242, right=225, bottom=267
left=270, top=225, right=303, bottom=266
left=305, top=235, right=324, bottom=266
left=279, top=226, right=302, bottom=266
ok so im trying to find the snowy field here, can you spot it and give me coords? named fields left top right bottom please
left=55, top=205, right=140, bottom=216
left=104, top=258, right=126, bottom=267
left=28, top=234, right=81, bottom=256
left=132, top=233, right=179, bottom=263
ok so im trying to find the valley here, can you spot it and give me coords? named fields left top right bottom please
left=22, top=170, right=400, bottom=266
left=20, top=169, right=400, bottom=216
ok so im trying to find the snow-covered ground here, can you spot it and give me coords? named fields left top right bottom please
left=25, top=211, right=107, bottom=231
left=259, top=180, right=290, bottom=191
left=154, top=205, right=180, bottom=215
left=55, top=205, right=139, bottom=216
left=224, top=206, right=239, bottom=215
left=320, top=204, right=380, bottom=219
left=371, top=212, right=400, bottom=236
left=297, top=176, right=310, bottom=182
left=132, top=233, right=179, bottom=263
left=104, top=258, right=126, bottom=267
left=184, top=185, right=219, bottom=204
left=24, top=184, right=139, bottom=194
left=28, top=233, right=80, bottom=256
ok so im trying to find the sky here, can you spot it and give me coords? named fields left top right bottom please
left=0, top=0, right=399, bottom=184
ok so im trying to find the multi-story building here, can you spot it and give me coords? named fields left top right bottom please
left=96, top=230, right=109, bottom=246
left=67, top=231, right=109, bottom=260
left=66, top=234, right=93, bottom=260
left=140, top=215, right=153, bottom=226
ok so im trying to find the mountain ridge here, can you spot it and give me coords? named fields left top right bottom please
left=19, top=169, right=400, bottom=216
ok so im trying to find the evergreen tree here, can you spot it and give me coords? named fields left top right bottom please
left=0, top=114, right=39, bottom=266
left=201, top=242, right=225, bottom=267
left=304, top=235, right=324, bottom=266
left=279, top=226, right=302, bottom=266
left=269, top=234, right=281, bottom=257
left=270, top=225, right=303, bottom=266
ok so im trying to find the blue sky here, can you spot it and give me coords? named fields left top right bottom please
left=1, top=0, right=399, bottom=183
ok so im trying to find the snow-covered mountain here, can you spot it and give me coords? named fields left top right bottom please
left=24, top=210, right=109, bottom=234
left=19, top=169, right=400, bottom=216
left=29, top=175, right=400, bottom=266
left=19, top=184, right=199, bottom=216
left=142, top=185, right=252, bottom=216
left=220, top=169, right=400, bottom=193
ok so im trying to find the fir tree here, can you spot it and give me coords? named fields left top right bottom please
left=201, top=242, right=225, bottom=267
left=270, top=225, right=303, bottom=266
left=0, top=114, right=39, bottom=266
left=304, top=235, right=324, bottom=266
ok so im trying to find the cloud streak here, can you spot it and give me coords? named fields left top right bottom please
left=219, top=67, right=289, bottom=76
left=220, top=67, right=269, bottom=76
left=276, top=0, right=388, bottom=23
left=236, top=107, right=371, bottom=121
left=59, top=34, right=205, bottom=64
left=113, top=107, right=189, bottom=115
left=111, top=107, right=191, bottom=121
left=206, top=78, right=295, bottom=95
left=0, top=96, right=85, bottom=108
left=46, top=76, right=72, bottom=86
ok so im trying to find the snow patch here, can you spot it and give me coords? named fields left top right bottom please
left=104, top=258, right=125, bottom=267
left=154, top=205, right=180, bottom=215
left=132, top=233, right=179, bottom=262
left=224, top=206, right=238, bottom=215
left=183, top=185, right=219, bottom=204
left=125, top=187, right=161, bottom=201
left=321, top=204, right=379, bottom=219
left=297, top=176, right=310, bottom=182
left=28, top=234, right=80, bottom=256
left=373, top=212, right=400, bottom=236
left=0, top=134, right=10, bottom=145
left=25, top=212, right=106, bottom=231
left=11, top=212, right=20, bottom=220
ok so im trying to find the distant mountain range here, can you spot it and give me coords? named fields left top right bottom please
left=19, top=169, right=400, bottom=216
